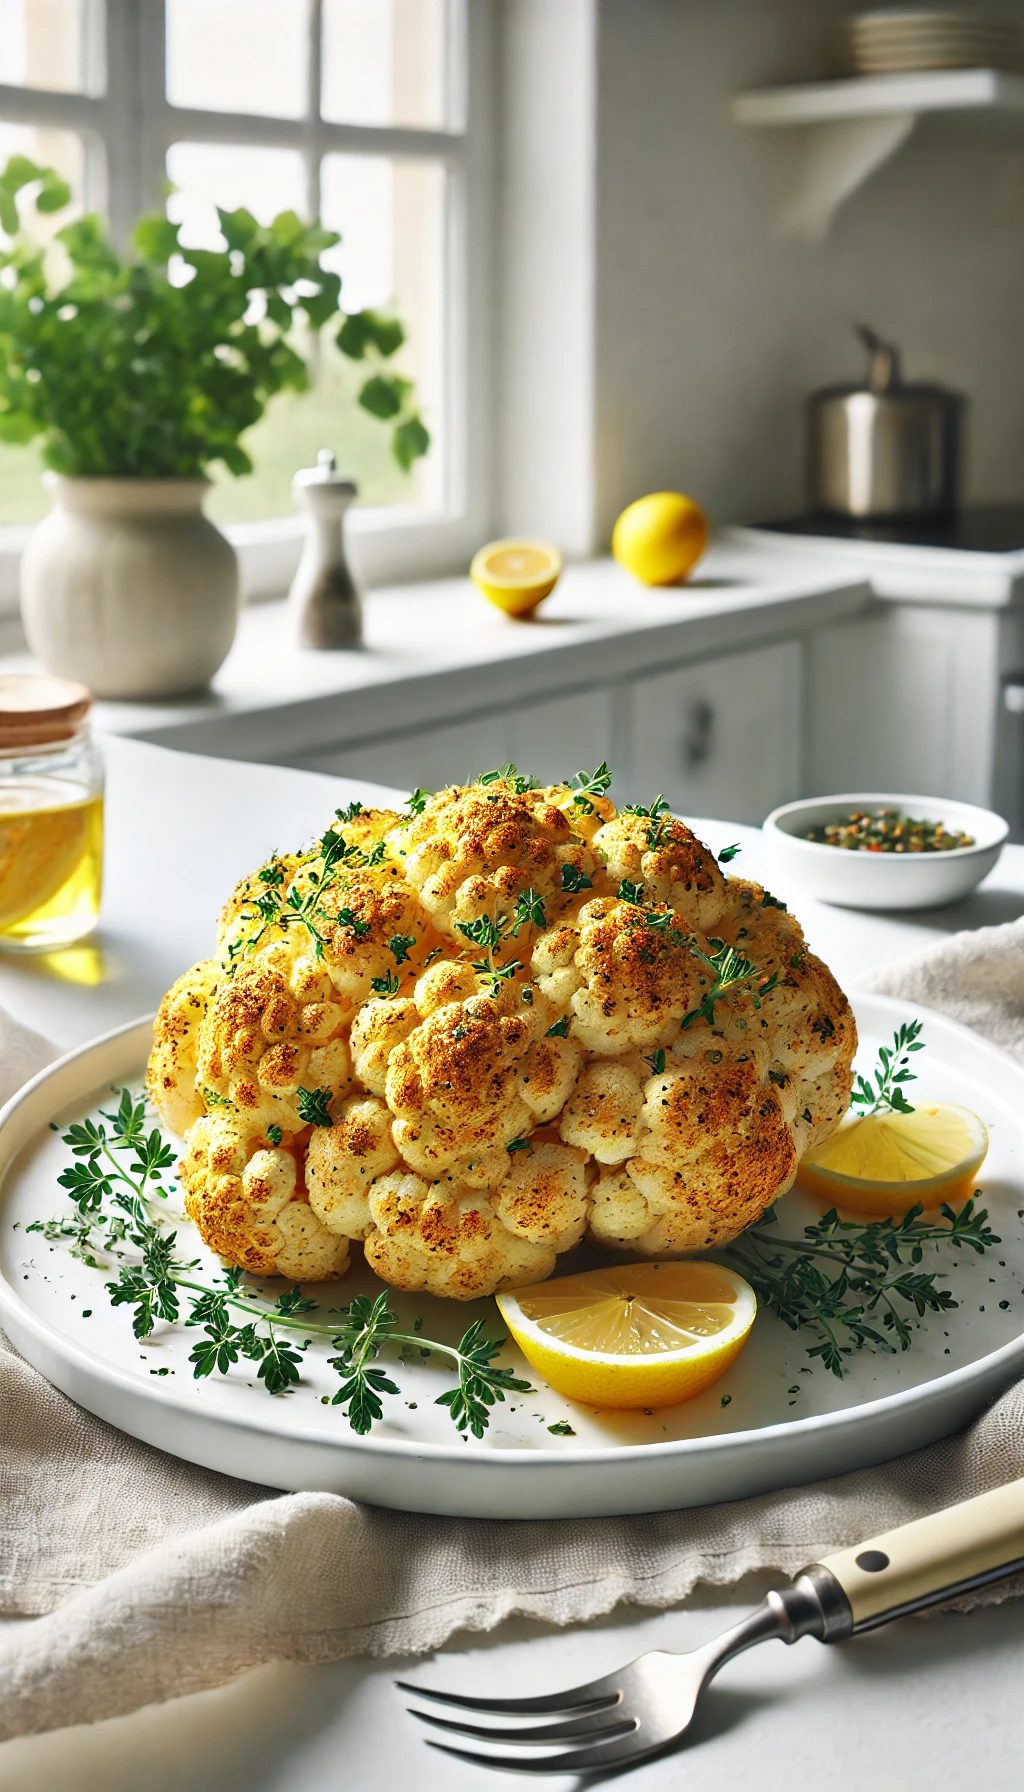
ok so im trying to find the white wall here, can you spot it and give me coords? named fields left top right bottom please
left=496, top=0, right=597, bottom=552
left=592, top=0, right=1024, bottom=542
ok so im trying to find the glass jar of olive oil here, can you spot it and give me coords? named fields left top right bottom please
left=0, top=674, right=103, bottom=953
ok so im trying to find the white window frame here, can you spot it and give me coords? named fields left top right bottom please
left=0, top=0, right=494, bottom=612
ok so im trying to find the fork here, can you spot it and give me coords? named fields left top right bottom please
left=398, top=1476, right=1024, bottom=1776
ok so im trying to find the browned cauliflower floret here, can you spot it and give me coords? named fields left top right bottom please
left=389, top=779, right=598, bottom=939
left=195, top=956, right=352, bottom=1135
left=492, top=1141, right=590, bottom=1251
left=384, top=990, right=541, bottom=1186
left=559, top=1056, right=647, bottom=1163
left=563, top=897, right=707, bottom=1055
left=518, top=1032, right=583, bottom=1123
left=348, top=996, right=419, bottom=1096
left=305, top=1095, right=400, bottom=1238
left=593, top=812, right=728, bottom=932
left=363, top=1168, right=554, bottom=1298
left=180, top=1114, right=350, bottom=1279
left=147, top=957, right=222, bottom=1135
left=625, top=1054, right=798, bottom=1251
left=150, top=770, right=857, bottom=1290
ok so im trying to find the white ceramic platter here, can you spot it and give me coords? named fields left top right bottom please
left=1, top=993, right=1022, bottom=1519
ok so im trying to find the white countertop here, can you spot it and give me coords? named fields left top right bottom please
left=1, top=736, right=1023, bottom=1792
left=0, top=539, right=871, bottom=763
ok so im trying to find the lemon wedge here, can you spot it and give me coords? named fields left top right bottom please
left=497, top=1261, right=755, bottom=1410
left=470, top=538, right=562, bottom=617
left=799, top=1104, right=989, bottom=1217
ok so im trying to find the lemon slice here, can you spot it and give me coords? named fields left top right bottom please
left=470, top=538, right=562, bottom=617
left=497, top=1261, right=755, bottom=1410
left=799, top=1104, right=989, bottom=1217
left=0, top=791, right=92, bottom=931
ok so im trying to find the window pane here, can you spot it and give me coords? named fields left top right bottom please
left=0, top=0, right=96, bottom=93
left=0, top=126, right=86, bottom=526
left=321, top=0, right=448, bottom=128
left=166, top=141, right=305, bottom=249
left=319, top=153, right=445, bottom=509
left=165, top=143, right=442, bottom=523
left=166, top=0, right=307, bottom=119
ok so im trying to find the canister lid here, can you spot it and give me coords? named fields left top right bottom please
left=0, top=674, right=92, bottom=748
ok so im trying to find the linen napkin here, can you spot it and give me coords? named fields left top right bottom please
left=2, top=918, right=1024, bottom=1741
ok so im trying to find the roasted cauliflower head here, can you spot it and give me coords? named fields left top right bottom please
left=149, top=770, right=856, bottom=1296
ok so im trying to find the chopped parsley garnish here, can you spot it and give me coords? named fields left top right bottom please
left=388, top=933, right=417, bottom=965
left=370, top=969, right=401, bottom=997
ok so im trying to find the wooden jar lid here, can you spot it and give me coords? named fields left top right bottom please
left=0, top=674, right=93, bottom=748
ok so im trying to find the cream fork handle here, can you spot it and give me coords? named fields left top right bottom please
left=816, top=1477, right=1024, bottom=1630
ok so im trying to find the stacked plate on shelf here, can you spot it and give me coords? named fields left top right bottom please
left=842, top=8, right=1023, bottom=74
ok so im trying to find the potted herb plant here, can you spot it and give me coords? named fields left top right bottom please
left=0, top=156, right=428, bottom=699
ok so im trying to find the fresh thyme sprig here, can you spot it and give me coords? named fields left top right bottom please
left=31, top=1094, right=532, bottom=1436
left=477, top=763, right=542, bottom=795
left=237, top=828, right=379, bottom=963
left=681, top=939, right=779, bottom=1029
left=328, top=1295, right=532, bottom=1436
left=566, top=761, right=612, bottom=814
left=723, top=1200, right=998, bottom=1376
left=622, top=795, right=672, bottom=847
left=851, top=1020, right=925, bottom=1116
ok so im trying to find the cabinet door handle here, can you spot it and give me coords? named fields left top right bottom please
left=1004, top=681, right=1024, bottom=715
left=682, top=699, right=714, bottom=768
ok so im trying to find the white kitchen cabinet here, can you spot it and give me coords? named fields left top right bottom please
left=806, top=605, right=1000, bottom=804
left=285, top=685, right=615, bottom=794
left=620, top=641, right=803, bottom=823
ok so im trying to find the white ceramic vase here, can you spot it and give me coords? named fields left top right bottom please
left=20, top=474, right=240, bottom=699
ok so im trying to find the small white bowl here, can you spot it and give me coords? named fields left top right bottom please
left=763, top=792, right=1008, bottom=911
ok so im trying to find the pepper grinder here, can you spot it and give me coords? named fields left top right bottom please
left=288, top=449, right=362, bottom=648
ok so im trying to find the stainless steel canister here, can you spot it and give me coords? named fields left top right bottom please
left=807, top=327, right=963, bottom=519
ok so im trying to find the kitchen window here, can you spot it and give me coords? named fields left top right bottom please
left=0, top=0, right=492, bottom=606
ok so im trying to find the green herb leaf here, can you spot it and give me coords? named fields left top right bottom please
left=717, top=843, right=742, bottom=863
left=561, top=863, right=593, bottom=894
left=850, top=1020, right=925, bottom=1117
left=297, top=1087, right=334, bottom=1128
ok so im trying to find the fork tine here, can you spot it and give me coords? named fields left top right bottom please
left=425, top=1730, right=661, bottom=1775
left=409, top=1706, right=637, bottom=1746
left=394, top=1674, right=621, bottom=1716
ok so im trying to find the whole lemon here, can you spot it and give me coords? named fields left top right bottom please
left=611, top=491, right=709, bottom=586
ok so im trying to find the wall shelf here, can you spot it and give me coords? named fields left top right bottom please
left=732, top=67, right=1024, bottom=239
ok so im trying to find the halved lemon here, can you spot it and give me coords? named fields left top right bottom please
left=496, top=1261, right=756, bottom=1410
left=799, top=1104, right=989, bottom=1217
left=470, top=538, right=562, bottom=617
